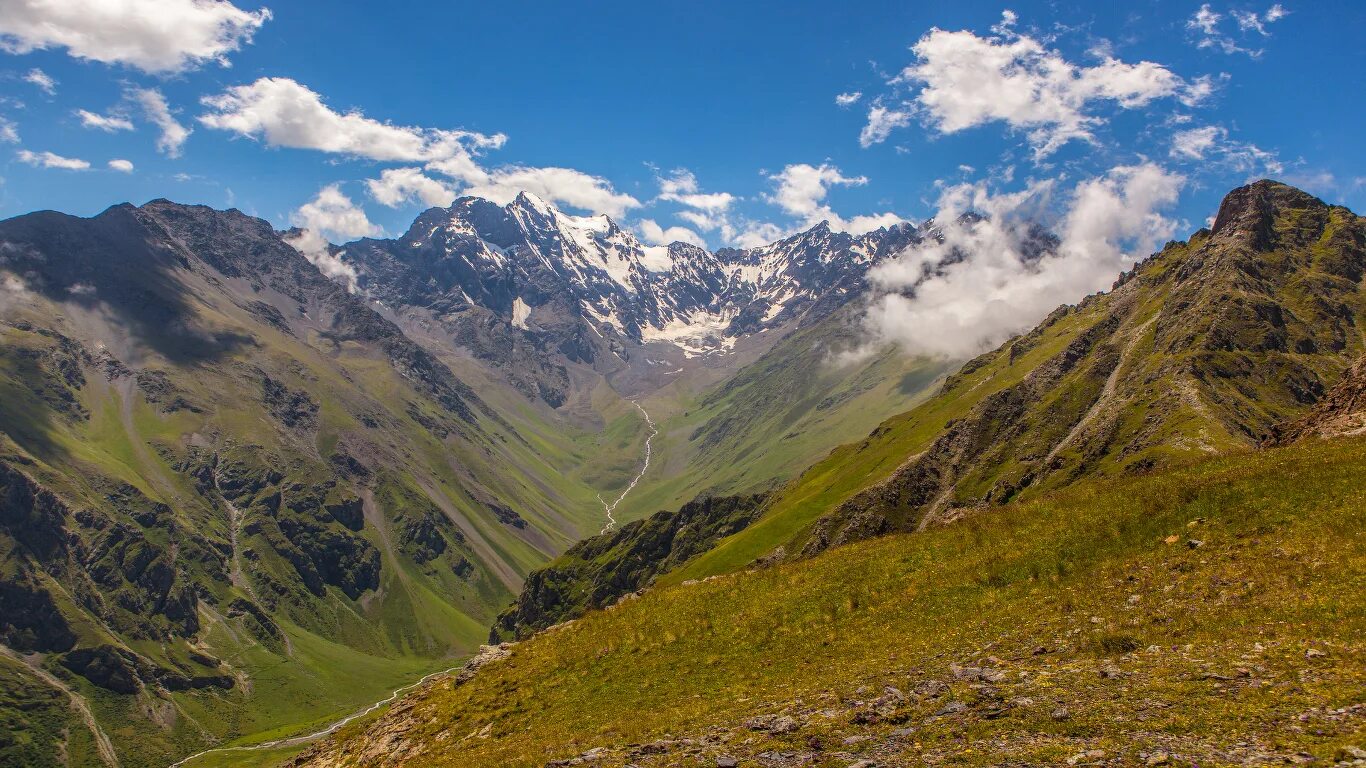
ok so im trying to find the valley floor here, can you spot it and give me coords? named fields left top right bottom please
left=293, top=436, right=1366, bottom=768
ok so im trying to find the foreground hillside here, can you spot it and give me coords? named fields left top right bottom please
left=295, top=434, right=1366, bottom=767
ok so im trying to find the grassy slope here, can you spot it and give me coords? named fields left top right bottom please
left=0, top=254, right=622, bottom=765
left=619, top=311, right=953, bottom=523
left=672, top=192, right=1366, bottom=580
left=311, top=435, right=1366, bottom=767
left=666, top=305, right=1095, bottom=581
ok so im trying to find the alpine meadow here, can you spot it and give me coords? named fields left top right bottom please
left=0, top=2, right=1362, bottom=767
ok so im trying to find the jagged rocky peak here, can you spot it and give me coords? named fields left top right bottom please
left=339, top=193, right=924, bottom=360
left=1210, top=179, right=1329, bottom=250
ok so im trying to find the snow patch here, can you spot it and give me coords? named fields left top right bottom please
left=512, top=297, right=531, bottom=330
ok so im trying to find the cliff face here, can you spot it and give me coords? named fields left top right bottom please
left=1266, top=355, right=1366, bottom=444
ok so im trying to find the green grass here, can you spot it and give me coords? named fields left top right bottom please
left=314, top=436, right=1366, bottom=767
left=667, top=305, right=1101, bottom=581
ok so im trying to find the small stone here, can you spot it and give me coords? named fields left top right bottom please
left=1067, top=749, right=1106, bottom=765
left=931, top=700, right=967, bottom=718
left=842, top=735, right=870, bottom=746
left=1163, top=535, right=1180, bottom=545
left=1146, top=751, right=1171, bottom=765
left=847, top=761, right=878, bottom=768
left=1187, top=538, right=1204, bottom=549
left=1306, top=648, right=1327, bottom=659
left=1051, top=706, right=1071, bottom=721
left=1335, top=746, right=1366, bottom=761
left=889, top=727, right=916, bottom=737
left=716, top=758, right=738, bottom=768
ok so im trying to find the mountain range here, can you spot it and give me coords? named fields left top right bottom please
left=1, top=180, right=1362, bottom=768
left=289, top=181, right=1366, bottom=768
left=0, top=189, right=939, bottom=767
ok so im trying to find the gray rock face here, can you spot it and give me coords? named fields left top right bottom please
left=339, top=193, right=929, bottom=402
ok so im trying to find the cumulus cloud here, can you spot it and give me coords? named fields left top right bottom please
left=23, top=68, right=55, bottom=94
left=131, top=88, right=190, bottom=157
left=285, top=185, right=377, bottom=293
left=457, top=166, right=640, bottom=219
left=859, top=104, right=913, bottom=148
left=863, top=163, right=1183, bottom=358
left=0, top=118, right=17, bottom=144
left=77, top=109, right=134, bottom=132
left=0, top=0, right=270, bottom=73
left=767, top=163, right=904, bottom=235
left=17, top=149, right=89, bottom=170
left=835, top=91, right=863, bottom=107
left=200, top=77, right=504, bottom=162
left=656, top=168, right=735, bottom=213
left=366, top=167, right=455, bottom=208
left=636, top=218, right=705, bottom=248
left=1187, top=4, right=1286, bottom=57
left=1170, top=125, right=1223, bottom=159
left=107, top=158, right=133, bottom=172
left=884, top=17, right=1193, bottom=158
left=200, top=77, right=637, bottom=217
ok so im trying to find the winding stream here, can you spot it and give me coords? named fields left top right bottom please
left=598, top=400, right=657, bottom=534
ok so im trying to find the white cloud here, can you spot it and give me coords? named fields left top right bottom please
left=199, top=77, right=638, bottom=218
left=22, top=68, right=55, bottom=94
left=889, top=23, right=1186, bottom=158
left=636, top=218, right=704, bottom=248
left=864, top=163, right=1183, bottom=358
left=766, top=163, right=903, bottom=235
left=1189, top=4, right=1222, bottom=36
left=835, top=91, right=863, bottom=107
left=1232, top=4, right=1289, bottom=35
left=76, top=109, right=134, bottom=132
left=1177, top=73, right=1226, bottom=107
left=0, top=118, right=17, bottom=143
left=107, top=158, right=133, bottom=172
left=131, top=89, right=189, bottom=158
left=1187, top=4, right=1286, bottom=57
left=656, top=168, right=735, bottom=212
left=859, top=104, right=913, bottom=148
left=285, top=185, right=378, bottom=293
left=1170, top=125, right=1223, bottom=159
left=200, top=77, right=505, bottom=163
left=0, top=0, right=270, bottom=74
left=1168, top=124, right=1282, bottom=175
left=366, top=167, right=455, bottom=208
left=453, top=165, right=639, bottom=219
left=17, top=149, right=89, bottom=170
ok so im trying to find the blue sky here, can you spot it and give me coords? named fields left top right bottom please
left=0, top=0, right=1363, bottom=253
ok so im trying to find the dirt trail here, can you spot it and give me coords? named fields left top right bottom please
left=0, top=644, right=120, bottom=767
left=599, top=401, right=656, bottom=534
left=1045, top=315, right=1158, bottom=465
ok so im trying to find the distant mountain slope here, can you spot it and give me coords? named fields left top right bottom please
left=0, top=201, right=625, bottom=766
left=339, top=192, right=925, bottom=404
left=0, top=194, right=943, bottom=766
left=671, top=180, right=1365, bottom=578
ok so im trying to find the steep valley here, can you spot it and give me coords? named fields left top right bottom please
left=0, top=193, right=941, bottom=767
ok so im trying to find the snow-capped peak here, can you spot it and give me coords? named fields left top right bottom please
left=341, top=193, right=926, bottom=358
